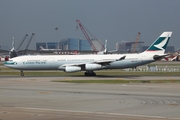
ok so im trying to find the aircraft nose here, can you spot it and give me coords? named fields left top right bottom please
left=4, top=60, right=17, bottom=67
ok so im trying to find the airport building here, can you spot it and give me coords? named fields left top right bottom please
left=166, top=46, right=175, bottom=53
left=60, top=38, right=92, bottom=51
left=116, top=41, right=144, bottom=53
left=47, top=42, right=58, bottom=49
left=116, top=41, right=175, bottom=53
left=35, top=39, right=93, bottom=51
left=79, top=39, right=92, bottom=51
left=36, top=42, right=59, bottom=50
left=36, top=42, right=46, bottom=50
left=35, top=37, right=104, bottom=51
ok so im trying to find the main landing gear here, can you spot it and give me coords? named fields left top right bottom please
left=20, top=70, right=24, bottom=76
left=84, top=71, right=96, bottom=76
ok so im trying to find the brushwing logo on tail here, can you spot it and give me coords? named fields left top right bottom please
left=153, top=35, right=168, bottom=50
left=147, top=35, right=170, bottom=51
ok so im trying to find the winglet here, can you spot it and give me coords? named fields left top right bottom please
left=117, top=55, right=126, bottom=61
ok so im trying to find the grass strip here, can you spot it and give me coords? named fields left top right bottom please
left=0, top=71, right=180, bottom=76
left=53, top=79, right=180, bottom=84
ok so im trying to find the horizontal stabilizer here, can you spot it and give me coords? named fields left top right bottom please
left=153, top=54, right=170, bottom=60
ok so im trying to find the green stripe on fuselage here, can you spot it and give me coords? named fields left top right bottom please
left=4, top=61, right=17, bottom=65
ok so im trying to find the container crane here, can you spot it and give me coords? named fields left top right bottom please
left=76, top=20, right=104, bottom=51
left=132, top=32, right=141, bottom=53
left=16, top=34, right=28, bottom=51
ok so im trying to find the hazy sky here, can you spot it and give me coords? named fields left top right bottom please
left=0, top=0, right=180, bottom=50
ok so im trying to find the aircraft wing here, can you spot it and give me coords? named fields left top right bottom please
left=94, top=55, right=126, bottom=65
left=59, top=56, right=126, bottom=68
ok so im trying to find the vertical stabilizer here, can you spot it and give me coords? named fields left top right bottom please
left=104, top=39, right=108, bottom=54
left=9, top=36, right=18, bottom=58
left=39, top=46, right=45, bottom=50
left=143, top=32, right=172, bottom=54
left=10, top=36, right=15, bottom=52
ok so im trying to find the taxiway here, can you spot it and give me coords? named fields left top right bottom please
left=0, top=76, right=180, bottom=120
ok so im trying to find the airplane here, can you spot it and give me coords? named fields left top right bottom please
left=39, top=46, right=62, bottom=51
left=97, top=39, right=117, bottom=54
left=4, top=31, right=172, bottom=76
left=9, top=37, right=18, bottom=58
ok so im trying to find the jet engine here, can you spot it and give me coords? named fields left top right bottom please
left=85, top=64, right=102, bottom=70
left=65, top=66, right=81, bottom=72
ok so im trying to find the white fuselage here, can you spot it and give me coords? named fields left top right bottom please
left=4, top=31, right=172, bottom=75
left=4, top=53, right=155, bottom=71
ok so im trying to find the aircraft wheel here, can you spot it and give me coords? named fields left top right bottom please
left=21, top=73, right=24, bottom=76
left=84, top=71, right=96, bottom=76
left=92, top=72, right=96, bottom=76
left=21, top=71, right=24, bottom=77
left=84, top=72, right=89, bottom=76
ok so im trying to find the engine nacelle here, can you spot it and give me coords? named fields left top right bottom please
left=65, top=66, right=81, bottom=72
left=85, top=64, right=102, bottom=70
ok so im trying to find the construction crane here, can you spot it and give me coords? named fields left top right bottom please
left=16, top=34, right=28, bottom=51
left=132, top=32, right=141, bottom=53
left=24, top=33, right=35, bottom=51
left=25, top=33, right=34, bottom=50
left=76, top=20, right=104, bottom=51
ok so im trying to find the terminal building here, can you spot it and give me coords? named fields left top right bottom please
left=36, top=42, right=58, bottom=50
left=36, top=38, right=94, bottom=51
left=116, top=41, right=175, bottom=53
left=36, top=42, right=46, bottom=50
left=35, top=30, right=105, bottom=51
left=116, top=41, right=144, bottom=53
left=36, top=38, right=175, bottom=53
left=59, top=38, right=102, bottom=51
left=47, top=42, right=58, bottom=49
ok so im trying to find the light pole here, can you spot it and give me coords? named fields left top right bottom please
left=54, top=27, right=58, bottom=49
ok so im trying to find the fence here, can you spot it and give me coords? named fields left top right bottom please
left=124, top=65, right=180, bottom=72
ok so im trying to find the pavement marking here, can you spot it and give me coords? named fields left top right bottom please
left=39, top=91, right=51, bottom=94
left=14, top=107, right=180, bottom=120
